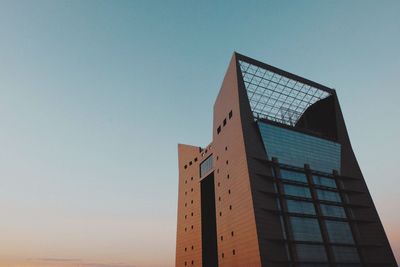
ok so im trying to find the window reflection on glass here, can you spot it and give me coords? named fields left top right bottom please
left=290, top=217, right=323, bottom=242
left=287, top=200, right=316, bottom=215
left=283, top=184, right=312, bottom=198
left=316, top=189, right=341, bottom=202
left=258, top=122, right=341, bottom=174
left=320, top=204, right=346, bottom=218
left=313, top=175, right=337, bottom=188
left=325, top=220, right=354, bottom=244
left=280, top=169, right=308, bottom=183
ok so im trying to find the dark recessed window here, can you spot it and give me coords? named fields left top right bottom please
left=229, top=205, right=232, bottom=210
left=184, top=165, right=187, bottom=169
left=185, top=180, right=187, bottom=184
left=227, top=174, right=230, bottom=179
left=185, top=227, right=187, bottom=232
left=219, top=212, right=222, bottom=216
left=221, top=236, right=223, bottom=241
left=191, top=200, right=193, bottom=204
left=191, top=212, right=193, bottom=216
left=223, top=118, right=227, bottom=126
left=216, top=156, right=219, bottom=160
left=191, top=245, right=194, bottom=250
left=185, top=261, right=187, bottom=266
left=218, top=196, right=221, bottom=201
left=191, top=260, right=194, bottom=265
left=191, top=188, right=193, bottom=192
left=228, top=189, right=231, bottom=194
left=217, top=126, right=221, bottom=134
left=222, top=253, right=224, bottom=258
left=194, top=157, right=198, bottom=162
left=191, top=177, right=193, bottom=181
left=185, top=215, right=187, bottom=219
left=189, top=161, right=192, bottom=166
left=233, top=249, right=236, bottom=255
left=185, top=247, right=187, bottom=252
left=218, top=182, right=220, bottom=187
left=226, top=160, right=228, bottom=165
left=225, top=146, right=228, bottom=151
left=231, top=231, right=234, bottom=237
left=229, top=110, right=232, bottom=119
left=191, top=225, right=193, bottom=229
left=185, top=191, right=187, bottom=195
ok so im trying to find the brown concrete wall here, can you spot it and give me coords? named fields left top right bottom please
left=211, top=54, right=262, bottom=267
left=176, top=143, right=213, bottom=267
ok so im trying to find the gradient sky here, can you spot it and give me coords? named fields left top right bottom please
left=0, top=1, right=399, bottom=266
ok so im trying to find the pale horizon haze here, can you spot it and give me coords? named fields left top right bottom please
left=0, top=1, right=399, bottom=266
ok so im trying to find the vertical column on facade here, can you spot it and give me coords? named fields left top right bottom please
left=272, top=157, right=294, bottom=265
left=333, top=170, right=366, bottom=266
left=304, top=164, right=334, bottom=266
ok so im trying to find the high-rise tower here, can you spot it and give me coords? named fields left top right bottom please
left=175, top=53, right=397, bottom=267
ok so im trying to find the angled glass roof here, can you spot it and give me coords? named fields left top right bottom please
left=239, top=60, right=332, bottom=126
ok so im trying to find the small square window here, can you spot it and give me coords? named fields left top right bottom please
left=194, top=157, right=198, bottom=162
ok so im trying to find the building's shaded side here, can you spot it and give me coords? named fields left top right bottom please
left=234, top=52, right=397, bottom=266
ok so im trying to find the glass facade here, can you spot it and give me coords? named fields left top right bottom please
left=296, top=244, right=328, bottom=262
left=258, top=122, right=341, bottom=174
left=200, top=155, right=213, bottom=177
left=260, top=120, right=360, bottom=263
left=280, top=169, right=308, bottom=183
left=290, top=217, right=323, bottom=242
left=287, top=200, right=316, bottom=215
left=316, top=189, right=342, bottom=202
left=320, top=204, right=346, bottom=218
left=332, top=246, right=360, bottom=262
left=313, top=175, right=337, bottom=188
left=283, top=184, right=312, bottom=198
left=325, top=221, right=354, bottom=244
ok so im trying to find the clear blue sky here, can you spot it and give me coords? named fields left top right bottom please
left=0, top=1, right=399, bottom=266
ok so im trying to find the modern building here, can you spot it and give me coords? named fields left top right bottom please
left=175, top=53, right=397, bottom=267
